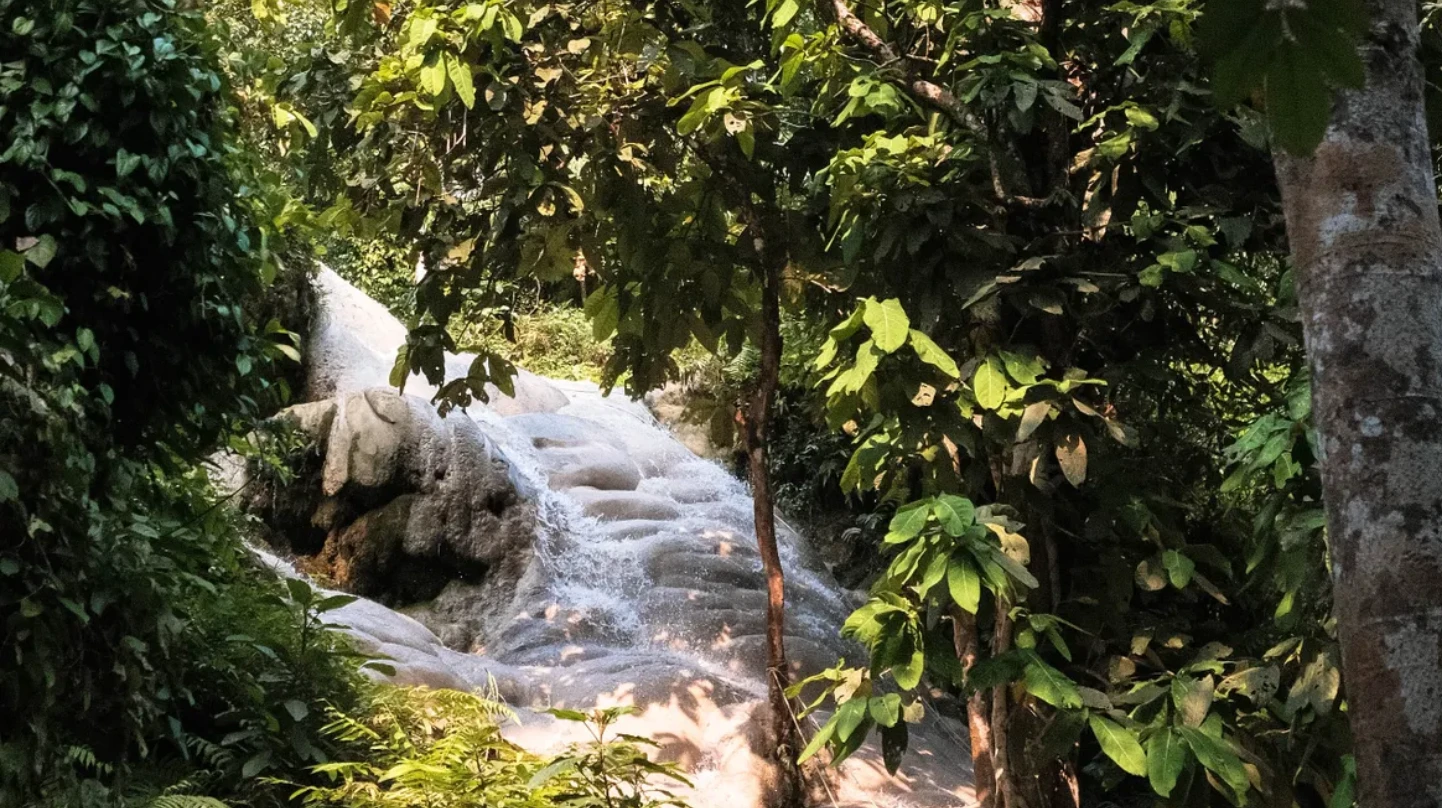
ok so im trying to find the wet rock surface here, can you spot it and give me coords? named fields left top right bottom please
left=242, top=268, right=976, bottom=808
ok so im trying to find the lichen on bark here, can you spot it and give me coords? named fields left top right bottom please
left=1274, top=1, right=1442, bottom=803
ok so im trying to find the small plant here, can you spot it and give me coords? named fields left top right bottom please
left=291, top=688, right=689, bottom=808
left=533, top=706, right=690, bottom=808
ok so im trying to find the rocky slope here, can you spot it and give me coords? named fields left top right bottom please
left=240, top=268, right=976, bottom=807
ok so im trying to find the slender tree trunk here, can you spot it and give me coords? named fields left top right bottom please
left=741, top=247, right=805, bottom=807
left=954, top=606, right=998, bottom=808
left=1274, top=1, right=1442, bottom=803
left=990, top=600, right=1024, bottom=808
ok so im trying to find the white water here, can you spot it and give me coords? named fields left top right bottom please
left=297, top=268, right=974, bottom=807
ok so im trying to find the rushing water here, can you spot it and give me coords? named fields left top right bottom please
left=290, top=268, right=974, bottom=807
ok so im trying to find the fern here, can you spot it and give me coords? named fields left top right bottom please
left=146, top=797, right=230, bottom=808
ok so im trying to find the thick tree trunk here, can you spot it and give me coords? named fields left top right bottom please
left=741, top=251, right=805, bottom=807
left=1274, top=1, right=1442, bottom=803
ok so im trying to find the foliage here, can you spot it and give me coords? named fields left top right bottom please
left=0, top=0, right=358, bottom=803
left=206, top=0, right=1368, bottom=806
left=293, top=688, right=689, bottom=808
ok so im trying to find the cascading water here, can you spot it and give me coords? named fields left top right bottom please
left=260, top=268, right=975, bottom=807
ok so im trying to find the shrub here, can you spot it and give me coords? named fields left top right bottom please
left=0, top=1, right=327, bottom=802
left=294, top=688, right=689, bottom=808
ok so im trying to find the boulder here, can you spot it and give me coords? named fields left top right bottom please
left=245, top=388, right=539, bottom=648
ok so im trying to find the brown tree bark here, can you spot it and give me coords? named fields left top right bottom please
left=990, top=600, right=1024, bottom=808
left=1273, top=1, right=1442, bottom=803
left=954, top=606, right=998, bottom=808
left=737, top=215, right=805, bottom=808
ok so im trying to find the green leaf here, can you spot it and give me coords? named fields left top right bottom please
left=241, top=750, right=273, bottom=778
left=887, top=501, right=930, bottom=543
left=973, top=358, right=1009, bottom=411
left=908, top=329, right=959, bottom=377
left=1171, top=674, right=1215, bottom=727
left=869, top=693, right=902, bottom=728
left=1147, top=728, right=1188, bottom=797
left=0, top=250, right=23, bottom=283
left=1024, top=658, right=1082, bottom=709
left=1125, top=106, right=1159, bottom=130
left=1088, top=714, right=1147, bottom=776
left=1206, top=6, right=1282, bottom=107
left=947, top=556, right=981, bottom=613
left=1000, top=351, right=1045, bottom=385
left=1163, top=549, right=1196, bottom=588
left=1266, top=41, right=1331, bottom=155
left=447, top=54, right=476, bottom=109
left=983, top=545, right=1039, bottom=589
left=1178, top=725, right=1249, bottom=797
left=25, top=235, right=57, bottom=269
left=892, top=629, right=925, bottom=689
left=283, top=699, right=309, bottom=721
left=798, top=713, right=838, bottom=763
left=932, top=495, right=974, bottom=536
left=419, top=55, right=448, bottom=96
left=863, top=297, right=911, bottom=353
left=834, top=697, right=868, bottom=740
left=584, top=287, right=620, bottom=341
left=1331, top=755, right=1356, bottom=808
left=0, top=470, right=17, bottom=501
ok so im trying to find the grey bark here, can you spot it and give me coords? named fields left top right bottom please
left=1274, top=1, right=1442, bottom=802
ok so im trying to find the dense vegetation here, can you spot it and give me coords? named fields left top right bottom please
left=5, top=0, right=1441, bottom=806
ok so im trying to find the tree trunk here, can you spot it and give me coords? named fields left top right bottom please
left=1273, top=1, right=1442, bottom=803
left=954, top=606, right=998, bottom=808
left=741, top=248, right=805, bottom=807
left=990, top=600, right=1024, bottom=808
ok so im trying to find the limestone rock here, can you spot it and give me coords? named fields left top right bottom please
left=245, top=388, right=538, bottom=648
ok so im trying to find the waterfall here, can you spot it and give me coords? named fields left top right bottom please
left=261, top=267, right=975, bottom=807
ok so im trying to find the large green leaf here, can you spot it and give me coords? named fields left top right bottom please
left=1089, top=715, right=1147, bottom=776
left=869, top=693, right=902, bottom=728
left=973, top=358, right=1009, bottom=411
left=419, top=54, right=448, bottom=96
left=797, top=712, right=838, bottom=763
left=1024, top=657, right=1082, bottom=709
left=891, top=628, right=925, bottom=689
left=887, top=501, right=930, bottom=543
left=447, top=53, right=476, bottom=109
left=908, top=329, right=959, bottom=377
left=1147, top=728, right=1188, bottom=797
left=863, top=297, right=911, bottom=353
left=1163, top=549, right=1196, bottom=589
left=834, top=697, right=868, bottom=741
left=932, top=495, right=974, bottom=536
left=1178, top=725, right=1249, bottom=797
left=947, top=556, right=981, bottom=613
left=1171, top=674, right=1214, bottom=728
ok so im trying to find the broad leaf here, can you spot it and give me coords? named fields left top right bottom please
left=1147, top=728, right=1188, bottom=797
left=909, top=329, right=959, bottom=377
left=1018, top=401, right=1051, bottom=440
left=863, top=297, right=910, bottom=353
left=1024, top=657, right=1082, bottom=709
left=974, top=358, right=1009, bottom=411
left=1089, top=714, right=1147, bottom=776
left=1056, top=433, right=1087, bottom=486
left=1178, top=725, right=1249, bottom=797
left=947, top=556, right=981, bottom=613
